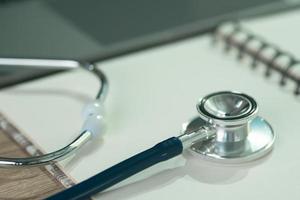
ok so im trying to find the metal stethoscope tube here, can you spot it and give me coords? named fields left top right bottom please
left=0, top=58, right=108, bottom=167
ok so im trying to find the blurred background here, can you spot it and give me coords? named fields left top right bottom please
left=0, top=0, right=299, bottom=88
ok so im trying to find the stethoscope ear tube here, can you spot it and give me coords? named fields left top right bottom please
left=47, top=137, right=183, bottom=200
left=47, top=128, right=216, bottom=200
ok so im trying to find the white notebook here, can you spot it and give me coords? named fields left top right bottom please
left=0, top=9, right=300, bottom=200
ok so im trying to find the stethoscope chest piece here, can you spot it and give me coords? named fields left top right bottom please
left=47, top=91, right=276, bottom=199
left=182, top=91, right=275, bottom=164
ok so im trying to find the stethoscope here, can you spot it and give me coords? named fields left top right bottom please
left=0, top=58, right=108, bottom=166
left=0, top=58, right=276, bottom=199
left=48, top=91, right=276, bottom=199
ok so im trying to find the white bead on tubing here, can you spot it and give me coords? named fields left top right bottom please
left=81, top=100, right=105, bottom=137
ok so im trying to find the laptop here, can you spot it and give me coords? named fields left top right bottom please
left=0, top=0, right=300, bottom=88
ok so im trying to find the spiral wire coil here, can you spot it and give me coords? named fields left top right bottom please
left=213, top=22, right=300, bottom=95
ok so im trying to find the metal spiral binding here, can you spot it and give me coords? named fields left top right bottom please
left=212, top=22, right=300, bottom=95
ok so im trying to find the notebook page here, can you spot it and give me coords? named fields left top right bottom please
left=0, top=11, right=299, bottom=200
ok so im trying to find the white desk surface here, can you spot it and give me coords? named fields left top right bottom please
left=0, top=10, right=300, bottom=200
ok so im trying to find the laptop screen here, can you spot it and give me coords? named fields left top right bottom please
left=0, top=0, right=299, bottom=88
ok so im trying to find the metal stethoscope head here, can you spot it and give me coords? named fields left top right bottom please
left=182, top=91, right=275, bottom=164
left=48, top=91, right=276, bottom=199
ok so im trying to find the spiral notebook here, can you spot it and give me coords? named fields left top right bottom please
left=213, top=21, right=300, bottom=95
left=0, top=9, right=299, bottom=200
